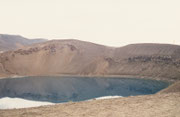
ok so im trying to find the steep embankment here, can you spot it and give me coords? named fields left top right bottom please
left=159, top=81, right=180, bottom=94
left=0, top=40, right=180, bottom=81
left=0, top=40, right=113, bottom=77
left=0, top=34, right=47, bottom=51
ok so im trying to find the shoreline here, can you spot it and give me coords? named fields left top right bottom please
left=0, top=75, right=171, bottom=110
left=0, top=92, right=179, bottom=117
left=0, top=74, right=179, bottom=116
left=0, top=74, right=177, bottom=83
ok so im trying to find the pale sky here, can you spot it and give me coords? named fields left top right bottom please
left=0, top=0, right=180, bottom=47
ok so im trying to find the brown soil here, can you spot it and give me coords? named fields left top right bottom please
left=0, top=92, right=180, bottom=117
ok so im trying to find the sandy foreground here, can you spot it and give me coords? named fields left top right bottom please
left=0, top=92, right=180, bottom=117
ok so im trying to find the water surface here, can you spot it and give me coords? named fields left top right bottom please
left=0, top=76, right=169, bottom=103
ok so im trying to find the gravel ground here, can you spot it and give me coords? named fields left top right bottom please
left=0, top=92, right=180, bottom=117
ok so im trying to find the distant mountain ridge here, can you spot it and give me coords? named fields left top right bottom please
left=0, top=37, right=180, bottom=81
left=0, top=34, right=47, bottom=51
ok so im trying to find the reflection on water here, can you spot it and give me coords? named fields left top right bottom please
left=0, top=76, right=170, bottom=103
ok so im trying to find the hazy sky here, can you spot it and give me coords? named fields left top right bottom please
left=0, top=0, right=180, bottom=47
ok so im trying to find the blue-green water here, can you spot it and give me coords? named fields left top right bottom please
left=0, top=76, right=170, bottom=103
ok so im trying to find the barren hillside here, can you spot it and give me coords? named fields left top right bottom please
left=0, top=39, right=180, bottom=81
left=0, top=34, right=47, bottom=51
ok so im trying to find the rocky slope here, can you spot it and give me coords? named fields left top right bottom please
left=0, top=34, right=47, bottom=51
left=0, top=39, right=180, bottom=81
